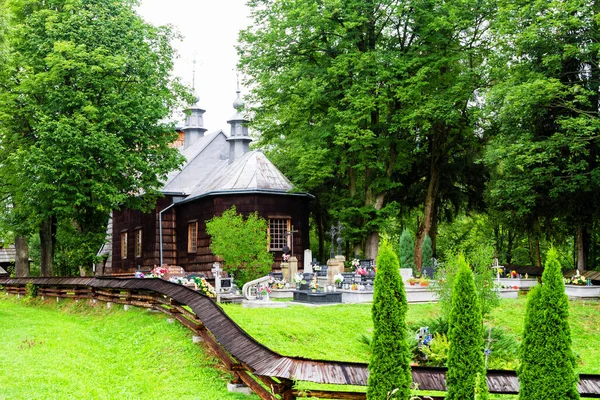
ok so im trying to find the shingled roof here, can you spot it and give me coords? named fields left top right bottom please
left=0, top=246, right=15, bottom=264
left=184, top=150, right=296, bottom=201
left=162, top=130, right=228, bottom=195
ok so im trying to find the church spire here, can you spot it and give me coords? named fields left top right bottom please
left=227, top=76, right=251, bottom=163
left=182, top=55, right=207, bottom=149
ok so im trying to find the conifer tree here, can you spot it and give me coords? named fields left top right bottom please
left=517, top=248, right=579, bottom=399
left=367, top=240, right=412, bottom=399
left=446, top=254, right=488, bottom=400
left=399, top=229, right=416, bottom=276
left=421, top=235, right=433, bottom=268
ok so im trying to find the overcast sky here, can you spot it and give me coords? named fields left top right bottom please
left=137, top=0, right=252, bottom=133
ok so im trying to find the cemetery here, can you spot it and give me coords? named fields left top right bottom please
left=3, top=0, right=600, bottom=398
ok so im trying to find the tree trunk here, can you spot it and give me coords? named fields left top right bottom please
left=415, top=158, right=440, bottom=273
left=576, top=224, right=587, bottom=272
left=527, top=234, right=535, bottom=266
left=431, top=205, right=438, bottom=258
left=318, top=210, right=325, bottom=263
left=365, top=231, right=379, bottom=260
left=535, top=239, right=542, bottom=268
left=506, top=229, right=515, bottom=264
left=40, top=216, right=56, bottom=277
left=14, top=236, right=30, bottom=277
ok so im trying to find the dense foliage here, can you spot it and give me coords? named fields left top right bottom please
left=518, top=248, right=579, bottom=399
left=237, top=0, right=600, bottom=268
left=446, top=254, right=488, bottom=400
left=205, top=206, right=273, bottom=286
left=0, top=0, right=189, bottom=275
left=367, top=241, right=412, bottom=399
left=238, top=0, right=493, bottom=263
left=433, top=248, right=499, bottom=321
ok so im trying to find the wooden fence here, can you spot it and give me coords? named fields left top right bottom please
left=2, top=277, right=600, bottom=399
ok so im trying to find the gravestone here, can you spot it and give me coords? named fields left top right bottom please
left=304, top=249, right=312, bottom=272
left=289, top=256, right=298, bottom=282
left=422, top=267, right=435, bottom=279
left=212, top=262, right=222, bottom=303
left=270, top=272, right=284, bottom=281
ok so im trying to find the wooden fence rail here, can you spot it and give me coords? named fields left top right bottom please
left=2, top=277, right=600, bottom=399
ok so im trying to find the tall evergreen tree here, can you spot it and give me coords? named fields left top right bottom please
left=446, top=254, right=488, bottom=400
left=517, top=248, right=579, bottom=399
left=367, top=240, right=412, bottom=399
left=399, top=229, right=416, bottom=276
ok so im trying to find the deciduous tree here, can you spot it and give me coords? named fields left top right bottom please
left=206, top=206, right=273, bottom=286
left=0, top=0, right=189, bottom=275
left=238, top=0, right=494, bottom=263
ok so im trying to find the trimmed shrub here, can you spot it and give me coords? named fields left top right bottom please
left=399, top=229, right=415, bottom=276
left=446, top=254, right=488, bottom=400
left=367, top=240, right=412, bottom=399
left=517, top=248, right=579, bottom=399
left=421, top=235, right=433, bottom=268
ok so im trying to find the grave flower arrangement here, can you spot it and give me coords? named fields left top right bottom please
left=282, top=253, right=290, bottom=262
left=333, top=273, right=344, bottom=284
left=193, top=276, right=217, bottom=298
left=510, top=270, right=519, bottom=278
left=293, top=273, right=304, bottom=285
left=258, top=285, right=272, bottom=296
left=352, top=258, right=361, bottom=268
left=355, top=267, right=368, bottom=276
left=149, top=266, right=168, bottom=278
left=566, top=273, right=587, bottom=286
left=271, top=278, right=287, bottom=289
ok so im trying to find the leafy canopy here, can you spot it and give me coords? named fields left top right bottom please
left=0, top=0, right=190, bottom=272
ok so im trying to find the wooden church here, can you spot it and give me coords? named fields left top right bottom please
left=97, top=89, right=312, bottom=276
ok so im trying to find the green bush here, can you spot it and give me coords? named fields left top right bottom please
left=446, top=254, right=488, bottom=400
left=485, top=326, right=519, bottom=370
left=517, top=248, right=579, bottom=399
left=25, top=281, right=37, bottom=299
left=422, top=333, right=449, bottom=367
left=434, top=247, right=499, bottom=321
left=206, top=206, right=273, bottom=286
left=470, top=244, right=499, bottom=318
left=367, top=240, right=412, bottom=399
left=399, top=229, right=416, bottom=276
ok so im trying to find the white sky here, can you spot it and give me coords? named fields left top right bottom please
left=137, top=0, right=252, bottom=133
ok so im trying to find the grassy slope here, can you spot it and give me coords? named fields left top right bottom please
left=2, top=292, right=599, bottom=399
left=223, top=297, right=600, bottom=374
left=0, top=296, right=258, bottom=400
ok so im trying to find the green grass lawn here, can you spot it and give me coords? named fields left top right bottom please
left=222, top=297, right=600, bottom=374
left=0, top=295, right=258, bottom=400
left=2, top=291, right=600, bottom=400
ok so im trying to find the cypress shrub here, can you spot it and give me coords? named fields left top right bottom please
left=446, top=254, right=488, bottom=400
left=421, top=235, right=433, bottom=268
left=399, top=229, right=415, bottom=276
left=367, top=240, right=412, bottom=399
left=517, top=248, right=579, bottom=399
